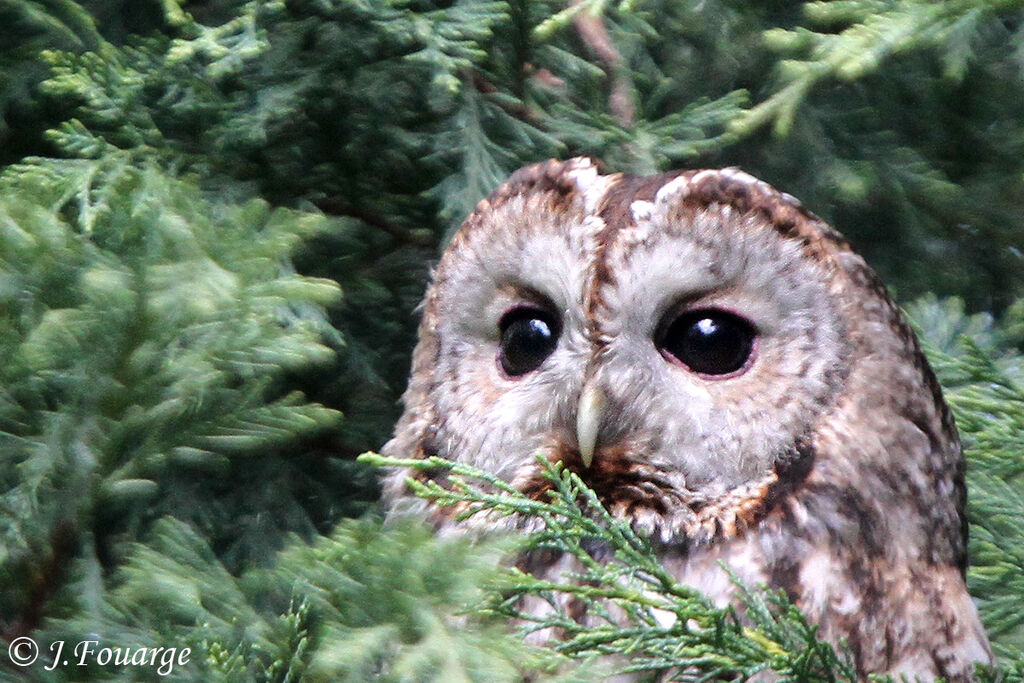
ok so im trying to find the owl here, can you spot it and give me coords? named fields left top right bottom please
left=382, top=157, right=992, bottom=680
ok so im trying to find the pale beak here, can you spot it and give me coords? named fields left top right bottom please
left=576, top=382, right=606, bottom=468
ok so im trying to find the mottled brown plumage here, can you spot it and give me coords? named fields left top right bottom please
left=383, top=158, right=991, bottom=680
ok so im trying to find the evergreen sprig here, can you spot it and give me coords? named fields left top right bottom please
left=32, top=515, right=580, bottom=682
left=738, top=0, right=1024, bottom=137
left=360, top=453, right=858, bottom=681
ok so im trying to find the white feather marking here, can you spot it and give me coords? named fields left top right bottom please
left=717, top=167, right=762, bottom=186
left=630, top=199, right=654, bottom=223
left=652, top=175, right=693, bottom=206
left=566, top=159, right=615, bottom=215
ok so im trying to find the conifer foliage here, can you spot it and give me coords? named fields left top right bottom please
left=1, top=0, right=1023, bottom=680
left=0, top=155, right=346, bottom=635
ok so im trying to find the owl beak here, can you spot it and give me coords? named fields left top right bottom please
left=576, top=383, right=606, bottom=468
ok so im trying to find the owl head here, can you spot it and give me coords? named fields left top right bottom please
left=384, top=157, right=962, bottom=563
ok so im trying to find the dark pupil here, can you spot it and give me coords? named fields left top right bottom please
left=660, top=310, right=754, bottom=375
left=499, top=312, right=558, bottom=376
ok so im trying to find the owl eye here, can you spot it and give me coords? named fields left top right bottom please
left=657, top=309, right=756, bottom=377
left=498, top=308, right=560, bottom=377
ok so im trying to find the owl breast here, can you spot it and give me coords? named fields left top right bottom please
left=383, top=158, right=991, bottom=680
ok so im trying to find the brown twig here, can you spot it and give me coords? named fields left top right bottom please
left=470, top=70, right=545, bottom=126
left=570, top=1, right=635, bottom=127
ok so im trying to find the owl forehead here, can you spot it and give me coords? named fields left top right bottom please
left=435, top=159, right=847, bottom=334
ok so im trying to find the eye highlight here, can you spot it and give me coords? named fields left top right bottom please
left=498, top=308, right=560, bottom=377
left=657, top=309, right=756, bottom=377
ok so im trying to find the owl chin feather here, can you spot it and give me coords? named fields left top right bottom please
left=383, top=158, right=993, bottom=681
